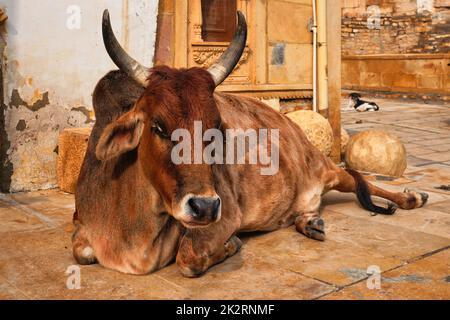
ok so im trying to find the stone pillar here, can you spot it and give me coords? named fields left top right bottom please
left=190, top=0, right=203, bottom=43
left=153, top=0, right=176, bottom=66
left=327, top=0, right=342, bottom=162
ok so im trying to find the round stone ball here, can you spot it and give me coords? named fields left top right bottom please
left=341, top=128, right=350, bottom=155
left=287, top=110, right=334, bottom=156
left=345, top=130, right=407, bottom=177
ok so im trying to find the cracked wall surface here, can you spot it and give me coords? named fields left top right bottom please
left=0, top=0, right=158, bottom=192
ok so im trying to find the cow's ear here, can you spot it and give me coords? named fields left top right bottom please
left=95, top=109, right=145, bottom=161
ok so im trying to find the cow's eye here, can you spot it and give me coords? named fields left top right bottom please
left=151, top=121, right=169, bottom=139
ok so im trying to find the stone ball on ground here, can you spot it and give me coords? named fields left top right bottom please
left=286, top=110, right=334, bottom=156
left=345, top=130, right=407, bottom=177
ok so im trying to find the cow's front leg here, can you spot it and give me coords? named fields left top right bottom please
left=176, top=216, right=242, bottom=278
left=295, top=211, right=325, bottom=241
left=176, top=233, right=242, bottom=278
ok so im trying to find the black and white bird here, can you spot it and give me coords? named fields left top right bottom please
left=347, top=93, right=379, bottom=112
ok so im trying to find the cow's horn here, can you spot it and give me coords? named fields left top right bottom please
left=102, top=9, right=149, bottom=87
left=207, top=11, right=247, bottom=87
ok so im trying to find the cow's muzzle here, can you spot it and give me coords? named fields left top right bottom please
left=178, top=194, right=221, bottom=228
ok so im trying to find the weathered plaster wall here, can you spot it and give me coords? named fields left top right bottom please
left=0, top=0, right=158, bottom=192
left=0, top=9, right=10, bottom=192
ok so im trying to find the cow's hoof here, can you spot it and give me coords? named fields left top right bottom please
left=403, top=188, right=429, bottom=208
left=73, top=246, right=97, bottom=265
left=225, top=236, right=242, bottom=257
left=178, top=265, right=204, bottom=278
left=418, top=192, right=429, bottom=207
left=304, top=218, right=325, bottom=241
left=177, top=260, right=206, bottom=278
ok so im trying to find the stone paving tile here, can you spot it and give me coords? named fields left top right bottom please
left=324, top=211, right=449, bottom=260
left=240, top=225, right=402, bottom=287
left=0, top=228, right=72, bottom=262
left=406, top=138, right=450, bottom=147
left=322, top=191, right=450, bottom=239
left=10, top=190, right=75, bottom=214
left=427, top=144, right=450, bottom=153
left=418, top=152, right=450, bottom=163
left=395, top=126, right=449, bottom=135
left=0, top=276, right=30, bottom=299
left=402, top=165, right=450, bottom=193
left=405, top=164, right=450, bottom=179
left=426, top=200, right=450, bottom=214
left=405, top=145, right=437, bottom=156
left=0, top=229, right=188, bottom=299
left=362, top=175, right=415, bottom=186
left=0, top=255, right=189, bottom=300
left=155, top=252, right=334, bottom=300
left=421, top=163, right=450, bottom=169
left=321, top=249, right=450, bottom=300
left=406, top=156, right=435, bottom=167
left=241, top=209, right=450, bottom=287
left=0, top=200, right=47, bottom=233
left=7, top=191, right=75, bottom=227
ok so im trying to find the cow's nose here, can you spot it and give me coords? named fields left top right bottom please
left=188, top=197, right=221, bottom=221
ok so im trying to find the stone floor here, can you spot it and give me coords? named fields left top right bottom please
left=1, top=98, right=449, bottom=300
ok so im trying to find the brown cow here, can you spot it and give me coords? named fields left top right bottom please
left=73, top=10, right=428, bottom=277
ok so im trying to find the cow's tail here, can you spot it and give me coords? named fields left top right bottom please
left=344, top=168, right=397, bottom=215
left=333, top=167, right=428, bottom=213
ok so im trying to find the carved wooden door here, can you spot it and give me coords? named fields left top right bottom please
left=201, top=0, right=237, bottom=42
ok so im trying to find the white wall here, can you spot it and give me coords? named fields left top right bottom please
left=0, top=0, right=159, bottom=191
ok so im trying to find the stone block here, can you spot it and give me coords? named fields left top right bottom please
left=381, top=72, right=417, bottom=88
left=417, top=75, right=442, bottom=89
left=267, top=0, right=312, bottom=44
left=56, top=128, right=91, bottom=194
left=342, top=60, right=362, bottom=87
left=342, top=0, right=361, bottom=8
left=435, top=0, right=450, bottom=7
left=268, top=44, right=312, bottom=84
left=361, top=72, right=381, bottom=87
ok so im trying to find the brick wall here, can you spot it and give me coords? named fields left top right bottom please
left=341, top=0, right=450, bottom=100
left=342, top=0, right=450, bottom=55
